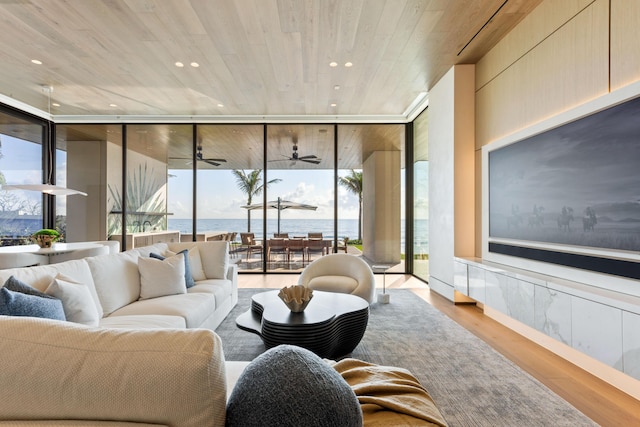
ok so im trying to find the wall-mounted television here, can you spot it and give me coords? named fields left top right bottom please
left=484, top=91, right=640, bottom=281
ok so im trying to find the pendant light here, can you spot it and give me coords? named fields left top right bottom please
left=1, top=85, right=87, bottom=196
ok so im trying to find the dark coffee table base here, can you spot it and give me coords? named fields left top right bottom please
left=236, top=290, right=369, bottom=359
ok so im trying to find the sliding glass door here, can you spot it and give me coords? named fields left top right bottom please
left=0, top=111, right=44, bottom=245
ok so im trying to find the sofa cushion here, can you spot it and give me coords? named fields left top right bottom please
left=167, top=242, right=227, bottom=280
left=99, top=314, right=186, bottom=329
left=0, top=278, right=65, bottom=321
left=226, top=344, right=362, bottom=427
left=138, top=254, right=187, bottom=300
left=45, top=273, right=100, bottom=326
left=109, top=293, right=216, bottom=328
left=152, top=249, right=195, bottom=288
left=198, top=242, right=229, bottom=279
left=132, top=242, right=168, bottom=258
left=186, top=246, right=206, bottom=281
left=0, top=259, right=104, bottom=319
left=0, top=316, right=227, bottom=427
left=188, top=279, right=232, bottom=310
left=86, top=250, right=141, bottom=316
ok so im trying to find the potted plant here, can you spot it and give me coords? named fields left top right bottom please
left=31, top=229, right=62, bottom=248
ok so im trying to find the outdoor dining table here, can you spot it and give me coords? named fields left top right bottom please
left=264, top=238, right=333, bottom=265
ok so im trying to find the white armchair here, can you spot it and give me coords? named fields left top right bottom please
left=298, top=254, right=375, bottom=303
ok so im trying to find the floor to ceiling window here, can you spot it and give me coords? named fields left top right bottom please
left=166, top=125, right=194, bottom=242
left=55, top=124, right=122, bottom=243
left=265, top=124, right=335, bottom=271
left=337, top=124, right=405, bottom=273
left=413, top=110, right=429, bottom=280
left=44, top=120, right=416, bottom=276
left=0, top=109, right=44, bottom=245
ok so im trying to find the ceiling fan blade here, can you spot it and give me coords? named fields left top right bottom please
left=298, top=155, right=318, bottom=160
left=203, top=159, right=221, bottom=166
left=202, top=158, right=226, bottom=162
left=301, top=158, right=321, bottom=164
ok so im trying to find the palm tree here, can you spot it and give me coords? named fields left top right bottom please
left=339, top=169, right=363, bottom=241
left=232, top=169, right=281, bottom=232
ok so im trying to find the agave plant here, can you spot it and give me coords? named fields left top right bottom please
left=108, top=163, right=166, bottom=237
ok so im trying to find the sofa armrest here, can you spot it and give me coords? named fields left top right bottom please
left=0, top=317, right=227, bottom=427
left=227, top=263, right=238, bottom=306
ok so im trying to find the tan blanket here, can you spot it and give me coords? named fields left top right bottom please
left=332, top=358, right=449, bottom=427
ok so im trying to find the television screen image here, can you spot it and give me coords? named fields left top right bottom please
left=488, top=95, right=640, bottom=259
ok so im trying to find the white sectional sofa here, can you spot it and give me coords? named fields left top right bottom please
left=0, top=240, right=251, bottom=427
left=0, top=240, right=238, bottom=331
left=0, top=240, right=449, bottom=427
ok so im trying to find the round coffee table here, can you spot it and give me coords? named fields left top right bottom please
left=236, top=290, right=369, bottom=359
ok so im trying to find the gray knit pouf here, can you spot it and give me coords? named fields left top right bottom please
left=226, top=345, right=362, bottom=427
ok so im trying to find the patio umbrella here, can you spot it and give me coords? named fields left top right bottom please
left=241, top=197, right=317, bottom=234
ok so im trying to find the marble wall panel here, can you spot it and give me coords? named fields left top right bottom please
left=453, top=261, right=468, bottom=295
left=534, top=286, right=572, bottom=345
left=508, top=278, right=535, bottom=328
left=572, top=297, right=623, bottom=369
left=485, top=270, right=509, bottom=315
left=468, top=264, right=486, bottom=303
left=622, top=310, right=640, bottom=380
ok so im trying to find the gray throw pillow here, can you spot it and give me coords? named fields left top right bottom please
left=5, top=275, right=55, bottom=299
left=226, top=345, right=362, bottom=427
left=0, top=277, right=66, bottom=320
left=150, top=250, right=195, bottom=288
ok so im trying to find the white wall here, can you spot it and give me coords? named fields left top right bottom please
left=428, top=65, right=475, bottom=301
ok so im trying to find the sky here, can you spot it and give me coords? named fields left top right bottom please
left=1, top=134, right=418, bottom=221
left=169, top=168, right=362, bottom=220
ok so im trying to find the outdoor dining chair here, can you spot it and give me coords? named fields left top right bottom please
left=240, top=232, right=263, bottom=262
left=267, top=238, right=289, bottom=267
left=287, top=237, right=306, bottom=267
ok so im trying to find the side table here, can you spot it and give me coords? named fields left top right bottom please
left=372, top=265, right=391, bottom=304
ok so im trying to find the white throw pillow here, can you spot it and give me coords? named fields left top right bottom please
left=45, top=273, right=100, bottom=326
left=166, top=247, right=206, bottom=281
left=138, top=254, right=187, bottom=300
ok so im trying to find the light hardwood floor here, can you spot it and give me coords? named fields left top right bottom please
left=238, top=273, right=640, bottom=427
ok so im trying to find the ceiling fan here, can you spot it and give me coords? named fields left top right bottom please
left=171, top=144, right=227, bottom=167
left=272, top=136, right=321, bottom=165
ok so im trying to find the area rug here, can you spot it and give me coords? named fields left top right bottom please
left=215, top=289, right=599, bottom=427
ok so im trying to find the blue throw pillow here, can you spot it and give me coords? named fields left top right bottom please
left=0, top=277, right=66, bottom=321
left=150, top=250, right=195, bottom=288
left=5, top=275, right=55, bottom=299
left=226, top=345, right=362, bottom=427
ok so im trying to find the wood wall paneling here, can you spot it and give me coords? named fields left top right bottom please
left=610, top=0, right=640, bottom=91
left=476, top=0, right=595, bottom=89
left=475, top=0, right=609, bottom=147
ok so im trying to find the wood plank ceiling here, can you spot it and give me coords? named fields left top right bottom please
left=0, top=0, right=542, bottom=169
left=0, top=0, right=541, bottom=119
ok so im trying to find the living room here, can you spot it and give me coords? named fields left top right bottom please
left=1, top=0, right=640, bottom=425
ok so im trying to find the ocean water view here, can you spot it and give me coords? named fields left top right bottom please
left=0, top=217, right=428, bottom=252
left=168, top=218, right=428, bottom=251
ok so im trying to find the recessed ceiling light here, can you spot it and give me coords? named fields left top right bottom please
left=344, top=62, right=353, bottom=67
left=109, top=103, right=118, bottom=107
left=190, top=62, right=199, bottom=67
left=175, top=61, right=184, bottom=67
left=217, top=103, right=224, bottom=107
left=52, top=103, right=60, bottom=107
left=31, top=59, right=42, bottom=65
left=334, top=85, right=340, bottom=90
left=330, top=103, right=337, bottom=107
left=329, top=61, right=338, bottom=67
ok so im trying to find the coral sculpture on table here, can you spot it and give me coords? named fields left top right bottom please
left=278, top=285, right=313, bottom=312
